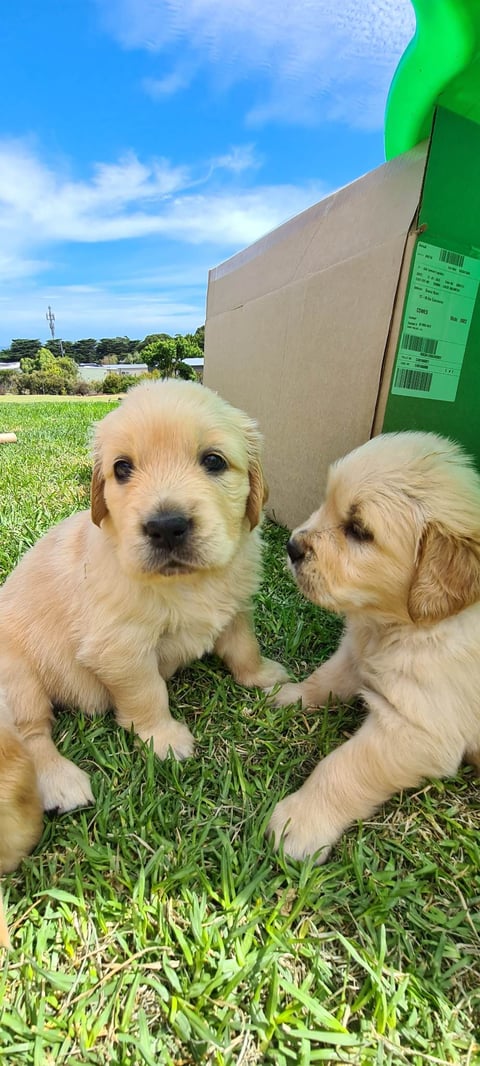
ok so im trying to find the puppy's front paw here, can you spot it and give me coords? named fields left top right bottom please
left=267, top=792, right=336, bottom=863
left=143, top=720, right=195, bottom=761
left=268, top=681, right=308, bottom=707
left=237, top=658, right=290, bottom=689
left=38, top=756, right=94, bottom=813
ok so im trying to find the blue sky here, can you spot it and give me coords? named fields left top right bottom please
left=0, top=0, right=415, bottom=348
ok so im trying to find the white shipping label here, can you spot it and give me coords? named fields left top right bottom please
left=391, top=240, right=480, bottom=402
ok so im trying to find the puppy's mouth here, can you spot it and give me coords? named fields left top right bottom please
left=286, top=534, right=332, bottom=606
left=286, top=538, right=312, bottom=593
left=147, top=555, right=198, bottom=577
left=140, top=509, right=204, bottom=577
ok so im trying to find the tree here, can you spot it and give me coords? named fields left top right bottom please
left=122, top=348, right=143, bottom=364
left=126, top=338, right=141, bottom=358
left=142, top=336, right=177, bottom=377
left=20, top=347, right=61, bottom=375
left=175, top=334, right=203, bottom=362
left=141, top=336, right=196, bottom=380
left=193, top=324, right=205, bottom=351
left=38, top=347, right=61, bottom=372
left=70, top=338, right=97, bottom=363
left=10, top=339, right=42, bottom=362
left=19, top=358, right=35, bottom=374
left=44, top=338, right=74, bottom=360
left=56, top=356, right=78, bottom=379
left=138, top=333, right=172, bottom=352
left=96, top=336, right=133, bottom=362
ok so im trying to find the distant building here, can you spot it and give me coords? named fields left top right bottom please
left=78, top=363, right=148, bottom=383
left=0, top=361, right=21, bottom=372
left=184, top=357, right=204, bottom=372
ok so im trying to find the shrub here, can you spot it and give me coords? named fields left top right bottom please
left=0, top=370, right=20, bottom=395
left=17, top=371, right=73, bottom=395
left=56, top=356, right=79, bottom=379
left=102, top=372, right=138, bottom=394
left=73, top=380, right=95, bottom=396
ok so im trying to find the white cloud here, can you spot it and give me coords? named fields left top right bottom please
left=0, top=140, right=189, bottom=232
left=0, top=253, right=52, bottom=281
left=142, top=61, right=197, bottom=98
left=209, top=145, right=260, bottom=176
left=0, top=138, right=327, bottom=343
left=0, top=138, right=326, bottom=278
left=97, top=0, right=415, bottom=129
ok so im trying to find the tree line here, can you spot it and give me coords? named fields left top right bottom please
left=0, top=328, right=205, bottom=396
left=0, top=327, right=204, bottom=365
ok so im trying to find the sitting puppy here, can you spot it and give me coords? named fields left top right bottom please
left=268, top=431, right=480, bottom=862
left=0, top=379, right=287, bottom=831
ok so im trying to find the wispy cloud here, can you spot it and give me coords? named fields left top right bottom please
left=0, top=138, right=326, bottom=279
left=142, top=61, right=197, bottom=99
left=98, top=0, right=415, bottom=129
left=209, top=145, right=261, bottom=176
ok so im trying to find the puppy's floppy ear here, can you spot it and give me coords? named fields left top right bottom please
left=247, top=459, right=269, bottom=530
left=243, top=420, right=268, bottom=530
left=91, top=456, right=108, bottom=528
left=408, top=522, right=480, bottom=623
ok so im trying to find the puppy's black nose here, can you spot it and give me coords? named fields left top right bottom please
left=143, top=512, right=192, bottom=551
left=287, top=537, right=305, bottom=564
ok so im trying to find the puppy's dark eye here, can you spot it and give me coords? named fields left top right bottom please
left=113, top=458, right=134, bottom=483
left=344, top=520, right=373, bottom=543
left=201, top=452, right=228, bottom=475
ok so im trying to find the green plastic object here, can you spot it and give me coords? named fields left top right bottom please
left=384, top=0, right=480, bottom=160
left=382, top=104, right=480, bottom=464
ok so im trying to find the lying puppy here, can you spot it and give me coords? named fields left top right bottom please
left=0, top=379, right=287, bottom=832
left=268, top=431, right=480, bottom=861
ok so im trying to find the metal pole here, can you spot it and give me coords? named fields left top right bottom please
left=46, top=306, right=65, bottom=358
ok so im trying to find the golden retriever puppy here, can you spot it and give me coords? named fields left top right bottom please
left=268, top=431, right=480, bottom=862
left=0, top=379, right=287, bottom=821
left=0, top=698, right=43, bottom=947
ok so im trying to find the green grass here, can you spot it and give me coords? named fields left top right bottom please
left=0, top=398, right=479, bottom=1065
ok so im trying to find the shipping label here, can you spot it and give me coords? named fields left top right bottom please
left=391, top=240, right=480, bottom=402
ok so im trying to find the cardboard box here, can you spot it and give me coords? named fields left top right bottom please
left=204, top=106, right=480, bottom=530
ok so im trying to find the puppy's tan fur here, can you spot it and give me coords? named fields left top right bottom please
left=0, top=708, right=43, bottom=947
left=0, top=380, right=287, bottom=909
left=269, top=432, right=480, bottom=861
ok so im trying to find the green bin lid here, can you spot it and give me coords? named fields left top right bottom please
left=384, top=0, right=480, bottom=159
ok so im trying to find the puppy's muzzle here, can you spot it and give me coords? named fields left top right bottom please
left=287, top=536, right=306, bottom=565
left=143, top=511, right=193, bottom=552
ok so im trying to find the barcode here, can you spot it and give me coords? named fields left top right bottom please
left=395, top=368, right=433, bottom=392
left=439, top=249, right=464, bottom=267
left=402, top=333, right=438, bottom=355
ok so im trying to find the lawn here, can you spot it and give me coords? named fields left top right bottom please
left=0, top=398, right=479, bottom=1065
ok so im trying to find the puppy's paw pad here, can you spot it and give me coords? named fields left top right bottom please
left=39, top=758, right=94, bottom=814
left=147, top=721, right=195, bottom=761
left=267, top=796, right=332, bottom=864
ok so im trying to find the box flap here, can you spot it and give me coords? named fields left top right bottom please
left=207, top=143, right=428, bottom=320
left=205, top=142, right=430, bottom=527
